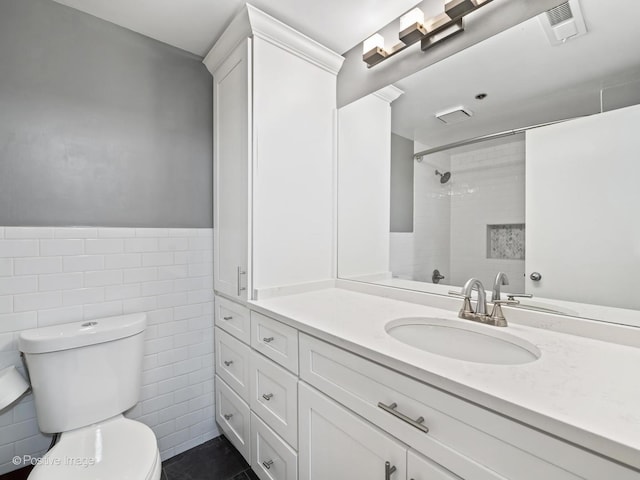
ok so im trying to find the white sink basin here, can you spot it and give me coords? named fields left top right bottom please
left=386, top=318, right=540, bottom=365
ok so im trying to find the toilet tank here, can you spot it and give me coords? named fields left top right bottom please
left=19, top=314, right=146, bottom=433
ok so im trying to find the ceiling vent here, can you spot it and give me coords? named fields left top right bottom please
left=539, top=0, right=587, bottom=46
left=435, top=107, right=473, bottom=125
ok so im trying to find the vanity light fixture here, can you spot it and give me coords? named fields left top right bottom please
left=362, top=33, right=388, bottom=67
left=399, top=8, right=427, bottom=45
left=363, top=0, right=494, bottom=68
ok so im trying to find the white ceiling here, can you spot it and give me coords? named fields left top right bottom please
left=51, top=0, right=421, bottom=56
left=49, top=0, right=640, bottom=148
left=392, top=0, right=640, bottom=147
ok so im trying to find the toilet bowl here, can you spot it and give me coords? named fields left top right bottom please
left=28, top=416, right=161, bottom=480
left=18, top=314, right=161, bottom=480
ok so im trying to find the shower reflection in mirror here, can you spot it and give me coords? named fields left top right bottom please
left=390, top=134, right=525, bottom=291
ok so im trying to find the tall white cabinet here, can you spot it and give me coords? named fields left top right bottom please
left=204, top=5, right=344, bottom=302
left=212, top=39, right=252, bottom=300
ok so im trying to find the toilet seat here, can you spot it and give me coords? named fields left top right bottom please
left=28, top=415, right=161, bottom=480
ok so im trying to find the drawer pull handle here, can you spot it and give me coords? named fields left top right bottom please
left=223, top=316, right=233, bottom=321
left=377, top=401, right=429, bottom=433
left=262, top=393, right=274, bottom=401
left=262, top=459, right=274, bottom=469
left=385, top=461, right=397, bottom=480
left=223, top=413, right=233, bottom=420
left=263, top=336, right=275, bottom=343
left=223, top=360, right=233, bottom=367
left=237, top=266, right=247, bottom=296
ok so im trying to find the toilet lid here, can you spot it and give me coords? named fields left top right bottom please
left=29, top=416, right=159, bottom=480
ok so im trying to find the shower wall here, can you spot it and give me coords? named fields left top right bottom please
left=449, top=137, right=526, bottom=291
left=390, top=137, right=525, bottom=291
left=408, top=144, right=451, bottom=283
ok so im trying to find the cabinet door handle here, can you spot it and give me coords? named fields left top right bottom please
left=223, top=360, right=233, bottom=367
left=223, top=413, right=233, bottom=420
left=378, top=401, right=429, bottom=433
left=262, top=393, right=274, bottom=401
left=263, top=336, right=275, bottom=343
left=385, top=461, right=397, bottom=480
left=223, top=316, right=233, bottom=321
left=262, top=459, right=274, bottom=469
left=237, top=266, right=247, bottom=296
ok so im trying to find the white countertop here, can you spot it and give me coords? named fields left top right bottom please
left=250, top=287, right=640, bottom=470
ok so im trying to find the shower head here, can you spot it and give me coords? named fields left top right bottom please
left=435, top=170, right=451, bottom=184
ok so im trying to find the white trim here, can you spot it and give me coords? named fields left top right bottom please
left=203, top=4, right=344, bottom=77
left=373, top=85, right=404, bottom=103
left=247, top=5, right=344, bottom=75
left=203, top=8, right=251, bottom=76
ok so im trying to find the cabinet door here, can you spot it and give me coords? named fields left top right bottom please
left=213, top=38, right=251, bottom=300
left=299, top=382, right=406, bottom=480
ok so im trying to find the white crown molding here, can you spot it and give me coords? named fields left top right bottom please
left=246, top=5, right=344, bottom=75
left=203, top=8, right=251, bottom=75
left=373, top=85, right=404, bottom=103
left=203, top=4, right=344, bottom=77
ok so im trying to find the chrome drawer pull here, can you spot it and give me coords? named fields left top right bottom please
left=377, top=401, right=429, bottom=433
left=262, top=459, right=274, bottom=469
left=223, top=413, right=233, bottom=420
left=223, top=360, right=233, bottom=367
left=223, top=316, right=233, bottom=321
left=262, top=393, right=274, bottom=401
left=385, top=461, right=397, bottom=480
left=263, top=336, right=275, bottom=343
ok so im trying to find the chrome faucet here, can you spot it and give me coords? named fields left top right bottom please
left=492, top=272, right=509, bottom=301
left=493, top=271, right=534, bottom=302
left=458, top=278, right=516, bottom=327
left=462, top=278, right=488, bottom=315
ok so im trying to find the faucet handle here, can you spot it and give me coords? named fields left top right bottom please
left=492, top=299, right=520, bottom=306
left=507, top=293, right=533, bottom=300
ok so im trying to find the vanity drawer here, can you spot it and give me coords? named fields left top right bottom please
left=250, top=351, right=298, bottom=448
left=251, top=311, right=299, bottom=374
left=215, top=375, right=251, bottom=463
left=215, top=327, right=251, bottom=401
left=215, top=296, right=251, bottom=344
left=299, top=334, right=635, bottom=480
left=251, top=412, right=298, bottom=480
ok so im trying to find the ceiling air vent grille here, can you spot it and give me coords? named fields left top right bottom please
left=546, top=2, right=573, bottom=26
left=538, top=0, right=587, bottom=46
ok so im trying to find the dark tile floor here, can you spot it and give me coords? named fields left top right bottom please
left=1, top=435, right=257, bottom=480
left=162, top=435, right=259, bottom=480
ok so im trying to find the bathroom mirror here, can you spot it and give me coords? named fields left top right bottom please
left=337, top=0, right=640, bottom=327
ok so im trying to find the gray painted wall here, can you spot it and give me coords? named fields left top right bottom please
left=0, top=0, right=213, bottom=227
left=390, top=133, right=413, bottom=233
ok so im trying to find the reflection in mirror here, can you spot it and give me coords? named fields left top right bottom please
left=337, top=0, right=640, bottom=327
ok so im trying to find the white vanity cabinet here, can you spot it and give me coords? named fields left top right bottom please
left=214, top=294, right=300, bottom=476
left=298, top=333, right=639, bottom=480
left=215, top=296, right=639, bottom=479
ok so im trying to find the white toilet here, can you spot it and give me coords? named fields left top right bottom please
left=18, top=313, right=161, bottom=480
